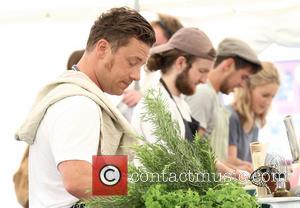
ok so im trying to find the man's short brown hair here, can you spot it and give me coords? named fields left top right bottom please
left=214, top=55, right=261, bottom=74
left=86, top=7, right=156, bottom=52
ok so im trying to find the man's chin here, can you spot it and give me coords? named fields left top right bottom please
left=106, top=88, right=124, bottom=96
left=114, top=90, right=124, bottom=96
left=182, top=88, right=195, bottom=96
left=220, top=88, right=232, bottom=95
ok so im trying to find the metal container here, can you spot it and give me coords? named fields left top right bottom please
left=284, top=115, right=300, bottom=162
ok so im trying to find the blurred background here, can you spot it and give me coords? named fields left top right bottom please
left=1, top=0, right=300, bottom=206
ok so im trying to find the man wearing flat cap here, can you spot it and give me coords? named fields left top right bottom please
left=132, top=27, right=215, bottom=142
left=185, top=38, right=262, bottom=172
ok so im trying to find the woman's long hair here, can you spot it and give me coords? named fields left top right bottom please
left=233, top=62, right=280, bottom=132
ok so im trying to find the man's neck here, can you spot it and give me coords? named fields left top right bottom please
left=161, top=74, right=181, bottom=96
left=207, top=70, right=221, bottom=93
left=77, top=55, right=103, bottom=90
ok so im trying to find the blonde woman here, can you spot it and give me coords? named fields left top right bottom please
left=227, top=62, right=280, bottom=172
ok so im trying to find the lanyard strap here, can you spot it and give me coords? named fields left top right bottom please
left=159, top=78, right=185, bottom=119
left=160, top=78, right=198, bottom=141
left=159, top=78, right=173, bottom=99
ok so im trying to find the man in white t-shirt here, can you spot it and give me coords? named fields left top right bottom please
left=16, top=7, right=155, bottom=208
left=185, top=38, right=262, bottom=164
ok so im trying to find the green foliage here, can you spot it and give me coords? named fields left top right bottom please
left=143, top=182, right=259, bottom=208
left=144, top=184, right=200, bottom=208
left=199, top=182, right=259, bottom=208
left=134, top=89, right=219, bottom=193
left=84, top=180, right=147, bottom=208
left=84, top=89, right=258, bottom=208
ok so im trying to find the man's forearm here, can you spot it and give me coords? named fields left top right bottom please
left=58, top=160, right=93, bottom=199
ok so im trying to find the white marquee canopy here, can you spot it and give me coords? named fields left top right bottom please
left=1, top=0, right=300, bottom=56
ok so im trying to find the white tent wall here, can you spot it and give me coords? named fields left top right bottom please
left=1, top=1, right=300, bottom=206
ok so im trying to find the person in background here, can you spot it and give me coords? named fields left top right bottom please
left=132, top=27, right=214, bottom=142
left=185, top=38, right=262, bottom=171
left=119, top=13, right=184, bottom=121
left=227, top=62, right=280, bottom=171
left=151, top=13, right=184, bottom=46
left=132, top=28, right=246, bottom=179
left=66, top=49, right=84, bottom=70
left=15, top=7, right=155, bottom=208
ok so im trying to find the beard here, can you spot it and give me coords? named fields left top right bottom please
left=175, top=68, right=194, bottom=95
left=219, top=77, right=231, bottom=94
left=219, top=71, right=234, bottom=94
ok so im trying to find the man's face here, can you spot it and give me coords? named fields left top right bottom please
left=96, top=38, right=150, bottom=95
left=220, top=66, right=253, bottom=94
left=175, top=58, right=213, bottom=95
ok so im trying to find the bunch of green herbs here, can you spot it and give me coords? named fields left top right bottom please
left=84, top=89, right=258, bottom=208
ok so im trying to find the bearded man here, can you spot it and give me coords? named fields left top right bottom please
left=185, top=38, right=261, bottom=163
left=132, top=27, right=215, bottom=142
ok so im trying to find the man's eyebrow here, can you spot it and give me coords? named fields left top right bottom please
left=136, top=57, right=143, bottom=62
left=128, top=57, right=143, bottom=62
left=198, top=68, right=210, bottom=71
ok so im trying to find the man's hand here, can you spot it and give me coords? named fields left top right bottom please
left=236, top=163, right=254, bottom=173
left=122, top=89, right=142, bottom=107
left=216, top=160, right=250, bottom=182
left=233, top=169, right=251, bottom=181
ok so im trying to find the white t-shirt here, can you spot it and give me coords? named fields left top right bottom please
left=131, top=83, right=191, bottom=143
left=29, top=96, right=101, bottom=208
left=185, top=81, right=230, bottom=160
left=185, top=81, right=217, bottom=135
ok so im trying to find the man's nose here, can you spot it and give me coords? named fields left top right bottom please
left=199, top=74, right=208, bottom=84
left=130, top=67, right=141, bottom=81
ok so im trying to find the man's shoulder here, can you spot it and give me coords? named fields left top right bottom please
left=48, top=95, right=101, bottom=118
left=56, top=95, right=99, bottom=107
left=185, top=83, right=215, bottom=104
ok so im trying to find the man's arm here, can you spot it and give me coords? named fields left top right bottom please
left=227, top=107, right=254, bottom=173
left=49, top=96, right=100, bottom=199
left=228, top=145, right=254, bottom=173
left=58, top=160, right=92, bottom=199
left=216, top=160, right=249, bottom=180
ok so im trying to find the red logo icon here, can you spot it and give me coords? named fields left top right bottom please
left=92, top=155, right=128, bottom=195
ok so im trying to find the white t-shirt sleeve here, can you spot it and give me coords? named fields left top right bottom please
left=185, top=84, right=214, bottom=130
left=47, top=96, right=101, bottom=167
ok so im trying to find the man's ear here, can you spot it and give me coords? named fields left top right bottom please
left=221, top=58, right=235, bottom=72
left=95, top=39, right=111, bottom=58
left=175, top=56, right=187, bottom=72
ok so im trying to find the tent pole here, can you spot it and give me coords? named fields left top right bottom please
left=134, top=0, right=140, bottom=11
